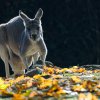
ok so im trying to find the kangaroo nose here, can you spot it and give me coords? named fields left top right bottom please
left=32, top=34, right=37, bottom=40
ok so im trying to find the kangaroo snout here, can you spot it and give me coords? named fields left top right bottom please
left=32, top=34, right=37, bottom=40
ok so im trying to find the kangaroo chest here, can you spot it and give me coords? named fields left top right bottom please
left=20, top=36, right=39, bottom=57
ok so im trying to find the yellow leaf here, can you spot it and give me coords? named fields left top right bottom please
left=0, top=78, right=4, bottom=84
left=96, top=90, right=100, bottom=96
left=92, top=95, right=98, bottom=100
left=33, top=74, right=42, bottom=79
left=78, top=68, right=86, bottom=73
left=56, top=89, right=66, bottom=95
left=0, top=84, right=10, bottom=90
left=72, top=66, right=79, bottom=69
left=14, top=75, right=24, bottom=83
left=12, top=94, right=26, bottom=100
left=72, top=85, right=85, bottom=92
left=29, top=91, right=37, bottom=98
left=86, top=93, right=92, bottom=100
left=78, top=93, right=86, bottom=100
left=38, top=78, right=53, bottom=89
left=0, top=90, right=13, bottom=96
left=71, top=76, right=81, bottom=83
left=47, top=92, right=53, bottom=96
left=52, top=75, right=63, bottom=79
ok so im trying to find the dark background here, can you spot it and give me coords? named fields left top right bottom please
left=0, top=0, right=100, bottom=76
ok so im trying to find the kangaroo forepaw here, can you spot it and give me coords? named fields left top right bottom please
left=45, top=61, right=54, bottom=67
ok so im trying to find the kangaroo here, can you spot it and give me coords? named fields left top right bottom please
left=0, top=8, right=47, bottom=77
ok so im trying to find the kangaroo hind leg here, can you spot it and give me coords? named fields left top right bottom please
left=0, top=45, right=10, bottom=78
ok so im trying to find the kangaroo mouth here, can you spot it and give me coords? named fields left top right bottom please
left=31, top=34, right=39, bottom=41
left=32, top=35, right=37, bottom=40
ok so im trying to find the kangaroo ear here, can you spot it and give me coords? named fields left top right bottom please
left=35, top=8, right=43, bottom=20
left=19, top=10, right=30, bottom=23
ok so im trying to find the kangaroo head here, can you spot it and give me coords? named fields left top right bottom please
left=19, top=8, right=43, bottom=41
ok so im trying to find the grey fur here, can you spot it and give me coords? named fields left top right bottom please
left=0, top=8, right=47, bottom=77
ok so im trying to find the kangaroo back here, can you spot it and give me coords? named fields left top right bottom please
left=6, top=16, right=25, bottom=55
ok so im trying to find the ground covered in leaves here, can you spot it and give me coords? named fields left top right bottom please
left=0, top=65, right=100, bottom=100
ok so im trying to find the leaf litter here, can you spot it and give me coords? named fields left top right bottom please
left=0, top=65, right=100, bottom=100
